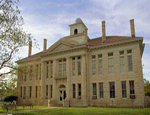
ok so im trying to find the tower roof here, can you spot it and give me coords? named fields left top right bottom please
left=75, top=18, right=83, bottom=23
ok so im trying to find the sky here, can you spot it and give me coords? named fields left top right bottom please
left=18, top=0, right=150, bottom=80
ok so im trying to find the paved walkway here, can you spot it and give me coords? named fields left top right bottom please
left=0, top=107, right=57, bottom=115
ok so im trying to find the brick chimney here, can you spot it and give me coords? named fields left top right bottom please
left=130, top=19, right=135, bottom=37
left=43, top=38, right=47, bottom=51
left=102, top=21, right=106, bottom=43
left=28, top=41, right=32, bottom=57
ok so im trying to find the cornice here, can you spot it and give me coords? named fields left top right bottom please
left=90, top=37, right=143, bottom=50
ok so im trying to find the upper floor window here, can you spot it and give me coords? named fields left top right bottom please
left=46, top=62, right=49, bottom=78
left=74, top=29, right=78, bottom=34
left=98, top=54, right=102, bottom=74
left=92, top=55, right=96, bottom=75
left=58, top=59, right=66, bottom=78
left=78, top=57, right=81, bottom=76
left=72, top=57, right=75, bottom=76
left=127, top=50, right=133, bottom=72
left=50, top=61, right=53, bottom=78
left=29, top=66, right=33, bottom=80
left=120, top=51, right=125, bottom=73
left=36, top=64, right=38, bottom=80
left=108, top=53, right=114, bottom=73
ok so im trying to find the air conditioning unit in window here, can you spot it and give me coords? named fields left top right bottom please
left=130, top=95, right=136, bottom=99
left=92, top=95, right=97, bottom=100
left=78, top=96, right=81, bottom=99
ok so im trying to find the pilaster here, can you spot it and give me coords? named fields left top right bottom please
left=81, top=54, right=88, bottom=106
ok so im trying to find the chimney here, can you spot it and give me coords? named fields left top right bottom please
left=43, top=38, right=47, bottom=51
left=28, top=41, right=32, bottom=57
left=102, top=21, right=106, bottom=43
left=130, top=19, right=135, bottom=37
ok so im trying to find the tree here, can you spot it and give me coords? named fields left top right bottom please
left=0, top=0, right=36, bottom=77
left=144, top=79, right=150, bottom=96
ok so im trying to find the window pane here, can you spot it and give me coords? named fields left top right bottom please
left=99, top=83, right=103, bottom=98
left=121, top=81, right=126, bottom=98
left=109, top=82, right=115, bottom=98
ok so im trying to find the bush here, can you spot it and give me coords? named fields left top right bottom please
left=4, top=95, right=17, bottom=102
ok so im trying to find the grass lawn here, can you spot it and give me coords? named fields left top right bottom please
left=14, top=106, right=150, bottom=115
left=0, top=104, right=47, bottom=113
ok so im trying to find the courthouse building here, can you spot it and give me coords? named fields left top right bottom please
left=16, top=18, right=145, bottom=107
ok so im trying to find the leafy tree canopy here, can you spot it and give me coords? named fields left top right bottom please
left=0, top=0, right=37, bottom=77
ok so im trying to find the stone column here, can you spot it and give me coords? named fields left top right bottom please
left=64, top=57, right=71, bottom=107
left=51, top=60, right=57, bottom=106
left=81, top=55, right=88, bottom=106
left=41, top=62, right=45, bottom=101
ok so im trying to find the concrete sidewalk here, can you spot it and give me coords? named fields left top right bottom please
left=0, top=107, right=57, bottom=115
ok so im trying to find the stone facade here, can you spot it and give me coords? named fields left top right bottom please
left=16, top=18, right=145, bottom=107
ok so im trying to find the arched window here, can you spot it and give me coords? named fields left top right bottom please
left=74, top=29, right=78, bottom=34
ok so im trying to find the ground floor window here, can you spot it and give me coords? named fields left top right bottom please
left=99, top=83, right=103, bottom=98
left=121, top=81, right=127, bottom=98
left=109, top=82, right=115, bottom=98
left=78, top=84, right=81, bottom=99
left=50, top=85, right=53, bottom=99
left=72, top=84, right=76, bottom=99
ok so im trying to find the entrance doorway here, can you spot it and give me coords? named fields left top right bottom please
left=59, top=85, right=66, bottom=103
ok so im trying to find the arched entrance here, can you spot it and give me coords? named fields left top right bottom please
left=59, top=85, right=66, bottom=103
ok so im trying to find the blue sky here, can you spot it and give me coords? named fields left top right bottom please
left=18, top=0, right=150, bottom=80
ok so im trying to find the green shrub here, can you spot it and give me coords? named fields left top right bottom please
left=4, top=95, right=17, bottom=102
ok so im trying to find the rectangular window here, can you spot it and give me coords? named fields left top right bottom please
left=35, top=86, right=38, bottom=98
left=108, top=53, right=114, bottom=73
left=30, top=66, right=33, bottom=80
left=129, top=81, right=135, bottom=94
left=99, top=83, right=103, bottom=98
left=73, top=84, right=76, bottom=99
left=46, top=62, right=49, bottom=78
left=109, top=82, right=115, bottom=98
left=72, top=58, right=75, bottom=76
left=36, top=64, right=38, bottom=80
left=98, top=54, right=102, bottom=74
left=121, top=81, right=127, bottom=98
left=50, top=61, right=53, bottom=78
left=20, top=73, right=23, bottom=81
left=58, top=59, right=66, bottom=77
left=78, top=57, right=81, bottom=76
left=128, top=50, right=133, bottom=71
left=20, top=87, right=22, bottom=98
left=92, top=55, right=96, bottom=75
left=50, top=85, right=53, bottom=99
left=46, top=85, right=48, bottom=98
left=39, top=64, right=41, bottom=80
left=39, top=86, right=41, bottom=98
left=24, top=72, right=27, bottom=81
left=29, top=86, right=32, bottom=98
left=93, top=83, right=97, bottom=96
left=23, top=86, right=26, bottom=99
left=78, top=84, right=81, bottom=98
left=120, top=56, right=125, bottom=72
